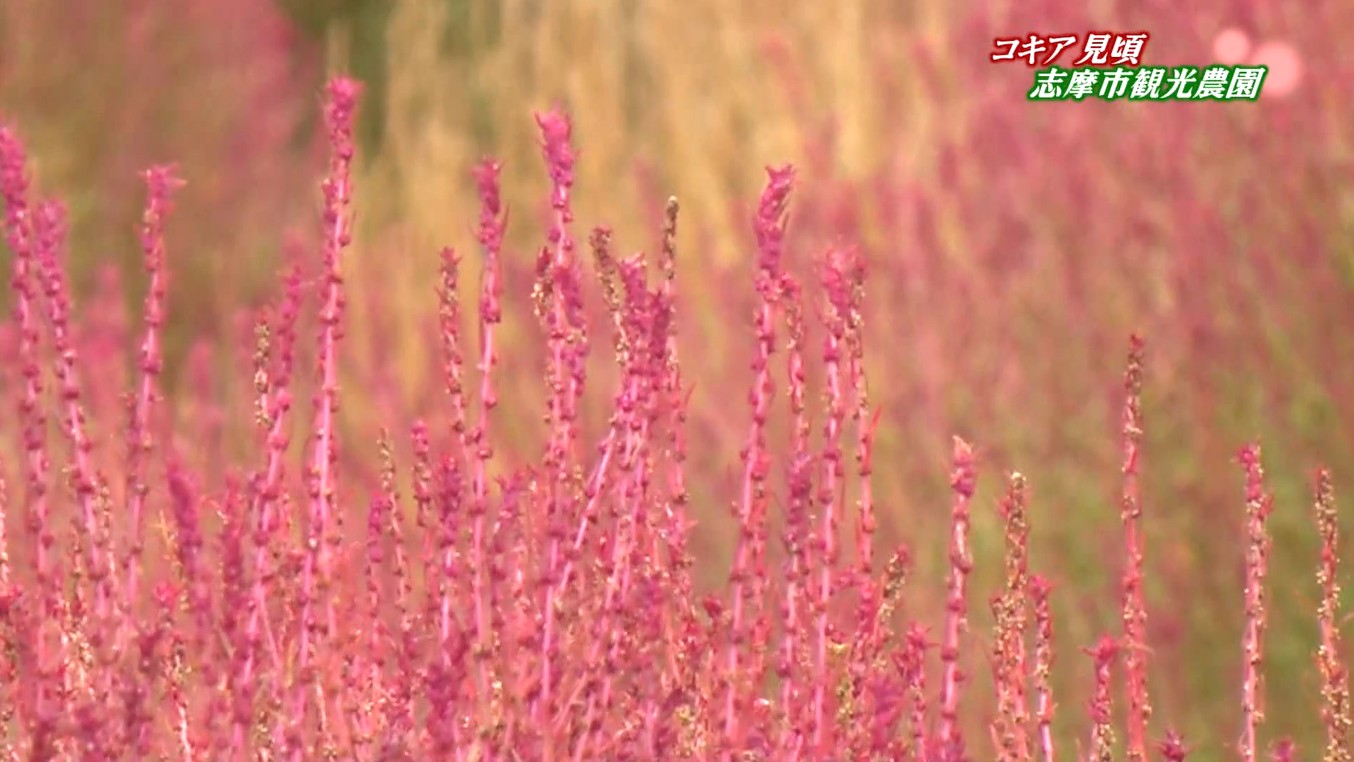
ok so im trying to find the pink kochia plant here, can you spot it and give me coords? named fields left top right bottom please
left=0, top=74, right=1350, bottom=761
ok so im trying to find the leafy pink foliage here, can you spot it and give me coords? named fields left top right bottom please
left=0, top=74, right=1349, bottom=761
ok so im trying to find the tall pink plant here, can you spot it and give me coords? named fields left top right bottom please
left=292, top=76, right=360, bottom=761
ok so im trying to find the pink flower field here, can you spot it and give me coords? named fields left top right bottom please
left=1, top=1, right=1353, bottom=760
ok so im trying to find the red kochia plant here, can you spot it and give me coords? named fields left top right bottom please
left=0, top=74, right=1351, bottom=761
left=1314, top=468, right=1352, bottom=762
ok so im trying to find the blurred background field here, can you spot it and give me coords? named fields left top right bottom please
left=2, top=0, right=1352, bottom=757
